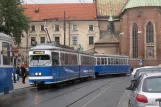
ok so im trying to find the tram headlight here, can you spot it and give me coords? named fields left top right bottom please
left=39, top=73, right=42, bottom=76
left=35, top=73, right=38, bottom=76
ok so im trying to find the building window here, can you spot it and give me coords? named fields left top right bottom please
left=40, top=25, right=45, bottom=31
left=89, top=36, right=94, bottom=45
left=132, top=23, right=138, bottom=58
left=146, top=46, right=154, bottom=59
left=40, top=37, right=45, bottom=43
left=72, top=36, right=78, bottom=45
left=55, top=25, right=60, bottom=31
left=73, top=25, right=77, bottom=31
left=55, top=37, right=60, bottom=44
left=146, top=21, right=154, bottom=43
left=31, top=25, right=35, bottom=31
left=89, top=25, right=93, bottom=31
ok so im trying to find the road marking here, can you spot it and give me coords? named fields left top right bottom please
left=116, top=90, right=129, bottom=107
left=81, top=82, right=117, bottom=107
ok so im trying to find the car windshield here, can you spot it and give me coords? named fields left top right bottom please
left=143, top=77, right=161, bottom=93
left=133, top=68, right=161, bottom=79
left=30, top=55, right=51, bottom=66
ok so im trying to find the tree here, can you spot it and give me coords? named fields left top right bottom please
left=0, top=0, right=29, bottom=45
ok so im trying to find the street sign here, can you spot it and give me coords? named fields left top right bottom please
left=139, top=59, right=143, bottom=65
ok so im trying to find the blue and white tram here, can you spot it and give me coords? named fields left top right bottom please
left=0, top=33, right=13, bottom=95
left=94, top=54, right=130, bottom=77
left=29, top=43, right=94, bottom=85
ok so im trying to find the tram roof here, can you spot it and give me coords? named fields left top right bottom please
left=0, top=33, right=12, bottom=42
left=30, top=43, right=93, bottom=56
left=94, top=54, right=129, bottom=58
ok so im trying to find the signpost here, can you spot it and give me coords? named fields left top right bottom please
left=139, top=59, right=143, bottom=66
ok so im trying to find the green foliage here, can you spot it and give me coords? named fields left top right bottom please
left=0, top=0, right=29, bottom=45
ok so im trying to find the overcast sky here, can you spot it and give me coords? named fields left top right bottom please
left=24, top=0, right=93, bottom=4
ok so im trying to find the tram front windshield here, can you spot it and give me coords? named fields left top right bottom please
left=30, top=55, right=51, bottom=66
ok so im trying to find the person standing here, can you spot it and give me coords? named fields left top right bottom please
left=16, top=66, right=20, bottom=81
left=20, top=64, right=27, bottom=84
left=13, top=65, right=17, bottom=83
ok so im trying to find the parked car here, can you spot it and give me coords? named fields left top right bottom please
left=133, top=67, right=161, bottom=80
left=131, top=66, right=157, bottom=79
left=127, top=72, right=161, bottom=107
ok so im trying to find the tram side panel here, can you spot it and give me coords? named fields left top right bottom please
left=79, top=55, right=95, bottom=78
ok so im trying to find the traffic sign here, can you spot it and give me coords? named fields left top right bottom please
left=139, top=59, right=143, bottom=65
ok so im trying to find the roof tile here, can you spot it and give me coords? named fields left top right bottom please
left=95, top=33, right=119, bottom=44
left=96, top=0, right=128, bottom=16
left=22, top=3, right=96, bottom=21
left=123, top=0, right=161, bottom=11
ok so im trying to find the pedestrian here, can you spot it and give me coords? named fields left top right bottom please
left=130, top=66, right=133, bottom=73
left=20, top=63, right=27, bottom=84
left=16, top=66, right=20, bottom=81
left=13, top=65, right=17, bottom=83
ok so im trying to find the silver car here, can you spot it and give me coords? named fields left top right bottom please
left=133, top=67, right=161, bottom=80
left=127, top=72, right=161, bottom=107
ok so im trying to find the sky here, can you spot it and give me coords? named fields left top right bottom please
left=24, top=0, right=93, bottom=4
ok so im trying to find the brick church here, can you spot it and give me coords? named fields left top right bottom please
left=95, top=0, right=161, bottom=66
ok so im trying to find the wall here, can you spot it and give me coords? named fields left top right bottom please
left=120, top=7, right=161, bottom=66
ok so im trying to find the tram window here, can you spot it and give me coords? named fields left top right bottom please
left=104, top=58, right=107, bottom=65
left=119, top=59, right=121, bottom=65
left=2, top=42, right=10, bottom=65
left=97, top=58, right=100, bottom=65
left=52, top=52, right=59, bottom=65
left=123, top=59, right=125, bottom=65
left=108, top=58, right=111, bottom=65
left=94, top=58, right=96, bottom=65
left=110, top=58, right=113, bottom=65
left=61, top=53, right=65, bottom=65
left=65, top=54, right=68, bottom=65
left=116, top=59, right=118, bottom=65
left=101, top=58, right=105, bottom=65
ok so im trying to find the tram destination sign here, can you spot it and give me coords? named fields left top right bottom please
left=33, top=51, right=45, bottom=54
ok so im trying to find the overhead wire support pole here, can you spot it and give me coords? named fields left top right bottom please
left=64, top=10, right=66, bottom=46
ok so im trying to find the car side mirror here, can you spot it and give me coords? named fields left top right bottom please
left=126, top=86, right=133, bottom=90
left=126, top=79, right=137, bottom=90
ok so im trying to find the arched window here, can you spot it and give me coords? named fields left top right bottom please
left=146, top=21, right=154, bottom=43
left=132, top=23, right=138, bottom=58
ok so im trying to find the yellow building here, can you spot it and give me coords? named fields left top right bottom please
left=17, top=3, right=100, bottom=64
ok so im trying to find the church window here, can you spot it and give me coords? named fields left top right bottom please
left=132, top=23, right=138, bottom=58
left=146, top=21, right=154, bottom=43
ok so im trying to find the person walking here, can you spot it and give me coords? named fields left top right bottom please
left=13, top=65, right=17, bottom=83
left=16, top=66, right=20, bottom=81
left=20, top=64, right=27, bottom=84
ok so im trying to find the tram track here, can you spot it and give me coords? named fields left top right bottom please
left=29, top=77, right=122, bottom=107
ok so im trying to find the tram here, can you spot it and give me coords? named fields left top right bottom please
left=0, top=33, right=14, bottom=95
left=29, top=42, right=94, bottom=85
left=94, top=54, right=130, bottom=77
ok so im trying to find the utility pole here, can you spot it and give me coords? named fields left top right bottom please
left=64, top=11, right=66, bottom=46
left=26, top=30, right=29, bottom=66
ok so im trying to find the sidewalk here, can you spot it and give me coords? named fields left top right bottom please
left=13, top=76, right=31, bottom=90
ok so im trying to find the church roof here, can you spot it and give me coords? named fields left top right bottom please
left=95, top=33, right=119, bottom=44
left=96, top=0, right=128, bottom=17
left=123, top=0, right=161, bottom=10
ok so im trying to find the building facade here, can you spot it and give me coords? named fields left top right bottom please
left=18, top=3, right=100, bottom=64
left=120, top=0, right=161, bottom=66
